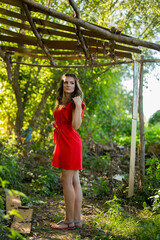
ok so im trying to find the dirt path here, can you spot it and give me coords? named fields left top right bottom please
left=28, top=196, right=104, bottom=240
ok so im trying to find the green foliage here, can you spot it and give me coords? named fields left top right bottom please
left=144, top=158, right=160, bottom=194
left=82, top=151, right=112, bottom=199
left=92, top=176, right=110, bottom=199
left=31, top=167, right=60, bottom=196
left=83, top=152, right=110, bottom=172
left=0, top=140, right=24, bottom=191
left=150, top=189, right=160, bottom=214
left=149, top=110, right=160, bottom=126
left=0, top=167, right=28, bottom=240
left=91, top=196, right=160, bottom=240
left=144, top=123, right=160, bottom=151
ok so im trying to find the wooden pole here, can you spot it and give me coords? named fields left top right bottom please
left=138, top=55, right=145, bottom=190
left=128, top=61, right=139, bottom=197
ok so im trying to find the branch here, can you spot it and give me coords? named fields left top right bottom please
left=69, top=0, right=89, bottom=59
left=22, top=2, right=56, bottom=66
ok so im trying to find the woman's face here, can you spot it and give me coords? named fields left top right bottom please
left=63, top=76, right=75, bottom=95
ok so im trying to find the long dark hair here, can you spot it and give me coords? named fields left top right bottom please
left=55, top=73, right=83, bottom=109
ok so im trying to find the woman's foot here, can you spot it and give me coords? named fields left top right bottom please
left=74, top=220, right=82, bottom=229
left=50, top=220, right=75, bottom=230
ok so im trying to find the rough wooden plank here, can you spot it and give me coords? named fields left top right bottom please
left=0, top=24, right=141, bottom=54
left=13, top=207, right=33, bottom=222
left=11, top=222, right=32, bottom=234
left=37, top=27, right=78, bottom=40
left=128, top=119, right=138, bottom=197
left=6, top=193, right=21, bottom=213
left=0, top=34, right=37, bottom=45
left=0, top=7, right=27, bottom=21
left=128, top=61, right=139, bottom=197
left=0, top=46, right=80, bottom=55
left=0, top=27, right=24, bottom=38
left=0, top=0, right=22, bottom=7
left=0, top=17, right=31, bottom=30
left=11, top=207, right=33, bottom=234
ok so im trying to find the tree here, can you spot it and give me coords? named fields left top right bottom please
left=149, top=110, right=160, bottom=125
left=0, top=0, right=159, bottom=142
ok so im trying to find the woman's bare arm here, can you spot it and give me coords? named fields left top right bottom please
left=72, top=96, right=82, bottom=130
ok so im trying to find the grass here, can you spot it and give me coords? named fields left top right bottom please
left=90, top=203, right=160, bottom=240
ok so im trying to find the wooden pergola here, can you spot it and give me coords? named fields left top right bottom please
left=0, top=0, right=160, bottom=197
left=0, top=0, right=160, bottom=68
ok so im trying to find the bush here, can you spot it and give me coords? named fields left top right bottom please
left=144, top=158, right=160, bottom=194
left=145, top=123, right=160, bottom=151
left=83, top=152, right=110, bottom=173
left=31, top=167, right=60, bottom=196
left=149, top=110, right=160, bottom=126
left=150, top=189, right=160, bottom=213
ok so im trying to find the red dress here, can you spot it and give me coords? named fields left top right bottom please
left=52, top=101, right=85, bottom=170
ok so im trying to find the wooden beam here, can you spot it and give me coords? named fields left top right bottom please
left=0, top=46, right=82, bottom=55
left=0, top=0, right=23, bottom=7
left=0, top=27, right=22, bottom=38
left=139, top=59, right=160, bottom=63
left=21, top=0, right=160, bottom=51
left=13, top=52, right=86, bottom=60
left=0, top=34, right=37, bottom=45
left=11, top=60, right=133, bottom=68
left=128, top=61, right=139, bottom=197
left=0, top=34, right=134, bottom=58
left=0, top=1, right=133, bottom=41
left=37, top=27, right=78, bottom=40
left=9, top=52, right=132, bottom=60
left=138, top=55, right=145, bottom=190
left=0, top=45, right=132, bottom=58
left=0, top=20, right=141, bottom=54
left=0, top=7, right=26, bottom=21
left=0, top=7, right=137, bottom=44
left=22, top=2, right=56, bottom=66
left=0, top=17, right=31, bottom=30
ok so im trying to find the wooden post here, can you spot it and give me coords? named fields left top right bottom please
left=138, top=55, right=145, bottom=189
left=128, top=61, right=139, bottom=197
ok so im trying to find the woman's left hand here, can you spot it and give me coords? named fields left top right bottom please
left=72, top=96, right=82, bottom=107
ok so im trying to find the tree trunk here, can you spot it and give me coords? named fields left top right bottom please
left=13, top=56, right=24, bottom=142
left=29, top=82, right=56, bottom=129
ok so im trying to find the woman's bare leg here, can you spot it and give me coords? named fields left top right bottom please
left=51, top=169, right=75, bottom=229
left=73, top=170, right=82, bottom=226
left=60, top=169, right=75, bottom=224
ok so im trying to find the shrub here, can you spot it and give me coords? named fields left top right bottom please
left=144, top=158, right=160, bottom=194
left=150, top=189, right=160, bottom=213
left=149, top=110, right=160, bottom=126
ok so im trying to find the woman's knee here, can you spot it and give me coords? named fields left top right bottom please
left=73, top=171, right=80, bottom=186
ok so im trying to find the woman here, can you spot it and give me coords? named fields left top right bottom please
left=51, top=73, right=85, bottom=230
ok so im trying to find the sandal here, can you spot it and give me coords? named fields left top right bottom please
left=50, top=220, right=75, bottom=230
left=75, top=221, right=82, bottom=229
